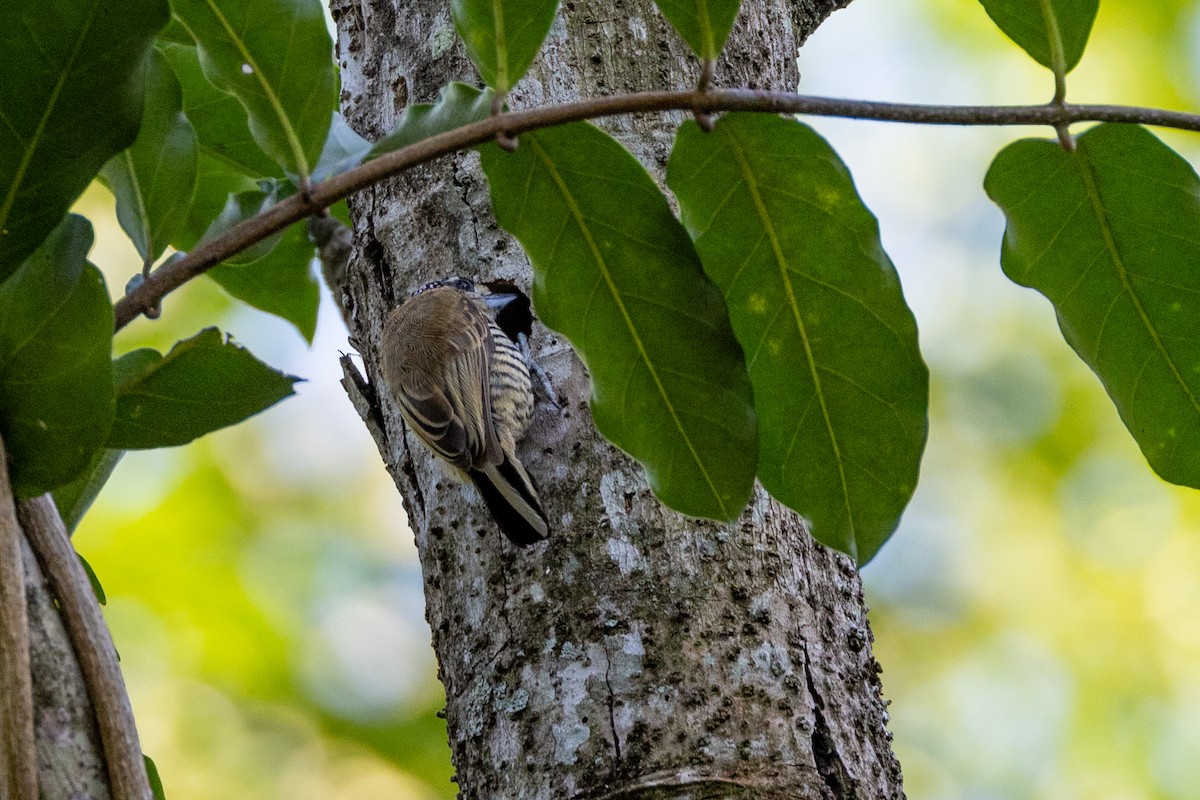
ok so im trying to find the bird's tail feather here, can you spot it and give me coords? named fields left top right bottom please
left=471, top=456, right=549, bottom=546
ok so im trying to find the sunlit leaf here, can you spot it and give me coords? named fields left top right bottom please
left=977, top=0, right=1098, bottom=73
left=0, top=216, right=114, bottom=496
left=451, top=0, right=559, bottom=92
left=107, top=328, right=300, bottom=449
left=172, top=0, right=337, bottom=179
left=0, top=0, right=169, bottom=279
left=986, top=123, right=1200, bottom=488
left=100, top=49, right=198, bottom=264
left=481, top=122, right=757, bottom=521
left=669, top=114, right=928, bottom=563
left=368, top=83, right=495, bottom=159
left=652, top=0, right=742, bottom=61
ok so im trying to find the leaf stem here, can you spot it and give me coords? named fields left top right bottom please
left=113, top=89, right=1200, bottom=329
left=695, top=59, right=716, bottom=132
left=1036, top=0, right=1075, bottom=150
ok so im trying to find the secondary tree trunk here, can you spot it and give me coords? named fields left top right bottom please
left=331, top=0, right=905, bottom=796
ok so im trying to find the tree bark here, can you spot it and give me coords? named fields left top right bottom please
left=332, top=0, right=905, bottom=796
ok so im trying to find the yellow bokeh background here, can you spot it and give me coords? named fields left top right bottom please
left=70, top=0, right=1200, bottom=796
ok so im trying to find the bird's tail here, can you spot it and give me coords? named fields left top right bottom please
left=470, top=454, right=549, bottom=546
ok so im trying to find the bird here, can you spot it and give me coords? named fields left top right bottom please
left=378, top=277, right=549, bottom=546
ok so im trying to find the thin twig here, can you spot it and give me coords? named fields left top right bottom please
left=111, top=89, right=1200, bottom=330
left=18, top=496, right=150, bottom=800
left=0, top=436, right=36, bottom=800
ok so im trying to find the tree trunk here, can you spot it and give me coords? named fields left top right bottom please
left=331, top=0, right=905, bottom=796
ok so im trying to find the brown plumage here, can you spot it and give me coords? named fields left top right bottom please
left=379, top=279, right=548, bottom=546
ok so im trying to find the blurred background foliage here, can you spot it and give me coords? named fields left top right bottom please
left=72, top=0, right=1200, bottom=796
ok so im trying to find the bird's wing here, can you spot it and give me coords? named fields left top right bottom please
left=443, top=296, right=502, bottom=467
left=395, top=374, right=472, bottom=469
left=395, top=293, right=502, bottom=470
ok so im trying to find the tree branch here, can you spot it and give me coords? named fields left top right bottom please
left=0, top=435, right=37, bottom=800
left=112, top=89, right=1200, bottom=330
left=17, top=496, right=150, bottom=800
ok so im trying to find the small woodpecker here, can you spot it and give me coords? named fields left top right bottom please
left=379, top=277, right=550, bottom=546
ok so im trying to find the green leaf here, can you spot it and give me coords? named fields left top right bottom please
left=986, top=123, right=1200, bottom=489
left=197, top=184, right=284, bottom=265
left=107, top=328, right=300, bottom=449
left=52, top=448, right=125, bottom=534
left=0, top=216, right=115, bottom=496
left=368, top=83, right=495, bottom=159
left=144, top=754, right=166, bottom=800
left=176, top=154, right=261, bottom=251
left=977, top=0, right=1098, bottom=73
left=312, top=112, right=371, bottom=183
left=668, top=114, right=929, bottom=563
left=172, top=0, right=337, bottom=180
left=78, top=552, right=109, bottom=605
left=0, top=0, right=169, bottom=279
left=100, top=49, right=199, bottom=264
left=328, top=199, right=352, bottom=228
left=189, top=179, right=319, bottom=339
left=451, top=0, right=559, bottom=93
left=208, top=223, right=319, bottom=343
left=481, top=122, right=757, bottom=521
left=158, top=41, right=282, bottom=180
left=157, top=14, right=195, bottom=45
left=652, top=0, right=742, bottom=61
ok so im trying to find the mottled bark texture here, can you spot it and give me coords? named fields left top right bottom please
left=331, top=0, right=905, bottom=796
left=22, top=536, right=112, bottom=800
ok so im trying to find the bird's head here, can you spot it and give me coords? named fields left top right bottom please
left=408, top=276, right=533, bottom=342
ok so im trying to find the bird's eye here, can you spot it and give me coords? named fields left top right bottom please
left=453, top=277, right=474, bottom=292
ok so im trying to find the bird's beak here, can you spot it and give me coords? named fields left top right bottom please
left=483, top=290, right=522, bottom=312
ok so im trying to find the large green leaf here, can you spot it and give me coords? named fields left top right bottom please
left=481, top=122, right=757, bottom=521
left=451, top=0, right=559, bottom=93
left=0, top=216, right=114, bottom=496
left=668, top=114, right=928, bottom=563
left=172, top=0, right=337, bottom=180
left=652, top=0, right=742, bottom=61
left=977, top=0, right=1098, bottom=73
left=208, top=223, right=319, bottom=343
left=0, top=0, right=169, bottom=279
left=108, top=328, right=300, bottom=449
left=368, top=83, right=495, bottom=159
left=158, top=41, right=282, bottom=180
left=100, top=49, right=198, bottom=264
left=986, top=124, right=1200, bottom=488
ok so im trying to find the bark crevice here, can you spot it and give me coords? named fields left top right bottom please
left=802, top=642, right=857, bottom=799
